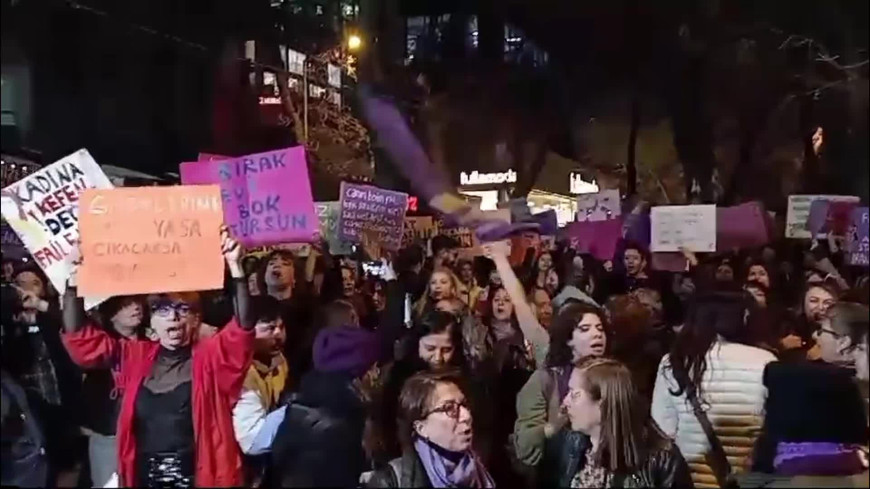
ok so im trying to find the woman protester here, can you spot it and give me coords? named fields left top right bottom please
left=371, top=310, right=470, bottom=465
left=652, top=291, right=776, bottom=488
left=414, top=267, right=463, bottom=319
left=271, top=312, right=381, bottom=487
left=80, top=296, right=149, bottom=487
left=61, top=227, right=255, bottom=487
left=4, top=265, right=83, bottom=485
left=513, top=302, right=608, bottom=486
left=750, top=301, right=869, bottom=477
left=552, top=358, right=693, bottom=488
left=367, top=370, right=495, bottom=488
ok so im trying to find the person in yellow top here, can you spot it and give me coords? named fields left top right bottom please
left=232, top=296, right=289, bottom=485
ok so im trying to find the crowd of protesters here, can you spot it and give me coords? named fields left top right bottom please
left=1, top=199, right=868, bottom=488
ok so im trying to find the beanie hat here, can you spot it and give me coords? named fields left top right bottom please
left=313, top=325, right=380, bottom=377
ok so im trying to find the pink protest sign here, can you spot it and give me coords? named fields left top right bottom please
left=180, top=146, right=317, bottom=247
left=560, top=218, right=623, bottom=261
left=717, top=202, right=771, bottom=251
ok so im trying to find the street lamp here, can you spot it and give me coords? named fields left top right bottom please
left=347, top=34, right=362, bottom=51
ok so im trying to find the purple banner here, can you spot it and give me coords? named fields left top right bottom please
left=179, top=146, right=317, bottom=247
left=338, top=182, right=408, bottom=251
left=560, top=218, right=623, bottom=261
left=717, top=201, right=771, bottom=251
left=848, top=207, right=869, bottom=267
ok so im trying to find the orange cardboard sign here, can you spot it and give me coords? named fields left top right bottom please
left=78, top=185, right=225, bottom=296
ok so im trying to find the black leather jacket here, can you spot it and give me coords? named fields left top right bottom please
left=548, top=429, right=695, bottom=488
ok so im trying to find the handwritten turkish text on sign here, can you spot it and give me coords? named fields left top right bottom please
left=77, top=186, right=225, bottom=296
left=785, top=194, right=860, bottom=239
left=848, top=207, right=869, bottom=267
left=315, top=201, right=353, bottom=255
left=180, top=146, right=317, bottom=248
left=403, top=216, right=436, bottom=246
left=576, top=189, right=621, bottom=222
left=651, top=205, right=717, bottom=253
left=338, top=182, right=408, bottom=251
left=0, top=149, right=113, bottom=309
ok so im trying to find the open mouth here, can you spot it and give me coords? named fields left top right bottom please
left=589, top=342, right=605, bottom=352
left=166, top=325, right=184, bottom=341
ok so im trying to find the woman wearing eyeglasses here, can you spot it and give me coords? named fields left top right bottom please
left=61, top=227, right=255, bottom=488
left=750, top=302, right=869, bottom=477
left=367, top=370, right=494, bottom=488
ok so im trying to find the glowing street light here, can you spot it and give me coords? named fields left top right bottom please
left=347, top=34, right=362, bottom=51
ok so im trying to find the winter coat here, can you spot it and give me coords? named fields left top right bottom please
left=366, top=450, right=432, bottom=488
left=548, top=429, right=694, bottom=488
left=1, top=369, right=49, bottom=488
left=62, top=318, right=253, bottom=487
left=271, top=370, right=367, bottom=487
left=513, top=367, right=570, bottom=467
left=652, top=340, right=776, bottom=488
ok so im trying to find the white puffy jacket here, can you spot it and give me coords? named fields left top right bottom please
left=651, top=340, right=776, bottom=488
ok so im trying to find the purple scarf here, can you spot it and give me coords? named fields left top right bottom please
left=774, top=442, right=868, bottom=476
left=414, top=438, right=495, bottom=488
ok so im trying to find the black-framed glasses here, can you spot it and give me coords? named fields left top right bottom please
left=151, top=301, right=191, bottom=318
left=422, top=399, right=469, bottom=421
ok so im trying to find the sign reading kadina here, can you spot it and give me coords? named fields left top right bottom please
left=77, top=185, right=225, bottom=296
left=180, top=146, right=317, bottom=247
left=0, top=149, right=113, bottom=309
left=338, top=182, right=408, bottom=251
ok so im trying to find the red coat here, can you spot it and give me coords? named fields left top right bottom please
left=62, top=319, right=253, bottom=487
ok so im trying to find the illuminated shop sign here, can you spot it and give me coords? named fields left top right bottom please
left=459, top=170, right=517, bottom=186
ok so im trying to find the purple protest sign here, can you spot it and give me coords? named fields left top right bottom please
left=338, top=182, right=408, bottom=251
left=532, top=210, right=558, bottom=236
left=560, top=218, right=623, bottom=261
left=179, top=146, right=317, bottom=247
left=717, top=202, right=771, bottom=251
left=848, top=207, right=869, bottom=267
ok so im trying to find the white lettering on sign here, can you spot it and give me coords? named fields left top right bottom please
left=570, top=173, right=600, bottom=195
left=460, top=170, right=517, bottom=186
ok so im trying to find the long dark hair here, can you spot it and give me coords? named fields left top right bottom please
left=404, top=310, right=467, bottom=371
left=546, top=301, right=608, bottom=368
left=666, top=291, right=754, bottom=399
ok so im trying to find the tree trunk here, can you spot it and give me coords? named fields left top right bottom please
left=626, top=94, right=640, bottom=197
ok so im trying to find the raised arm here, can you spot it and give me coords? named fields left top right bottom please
left=483, top=241, right=549, bottom=365
left=222, top=226, right=254, bottom=331
left=59, top=247, right=119, bottom=368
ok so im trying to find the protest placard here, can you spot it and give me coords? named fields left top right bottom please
left=315, top=201, right=353, bottom=255
left=77, top=185, right=225, bottom=296
left=180, top=146, right=317, bottom=248
left=403, top=216, right=436, bottom=246
left=848, top=207, right=869, bottom=267
left=785, top=195, right=860, bottom=239
left=717, top=201, right=770, bottom=251
left=651, top=205, right=716, bottom=253
left=806, top=199, right=859, bottom=238
left=576, top=189, right=621, bottom=222
left=338, top=182, right=408, bottom=251
left=0, top=149, right=113, bottom=309
left=561, top=218, right=624, bottom=261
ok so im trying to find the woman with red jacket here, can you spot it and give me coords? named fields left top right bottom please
left=61, top=228, right=255, bottom=487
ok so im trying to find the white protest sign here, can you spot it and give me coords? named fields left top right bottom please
left=785, top=194, right=860, bottom=239
left=651, top=205, right=717, bottom=253
left=576, top=189, right=621, bottom=222
left=1, top=149, right=112, bottom=309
